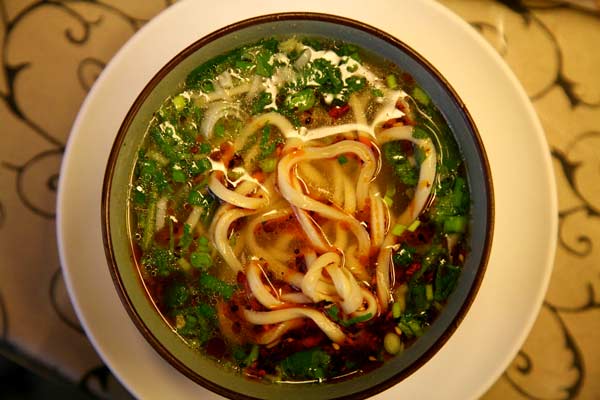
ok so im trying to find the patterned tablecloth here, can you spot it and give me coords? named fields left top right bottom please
left=1, top=0, right=598, bottom=398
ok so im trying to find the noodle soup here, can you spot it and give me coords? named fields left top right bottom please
left=129, top=36, right=470, bottom=383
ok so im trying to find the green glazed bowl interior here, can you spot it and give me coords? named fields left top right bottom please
left=102, top=12, right=493, bottom=400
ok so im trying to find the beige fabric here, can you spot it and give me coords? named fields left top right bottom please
left=441, top=1, right=600, bottom=399
left=0, top=0, right=598, bottom=397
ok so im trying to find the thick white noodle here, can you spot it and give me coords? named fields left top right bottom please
left=245, top=75, right=263, bottom=100
left=234, top=112, right=296, bottom=151
left=243, top=308, right=346, bottom=343
left=300, top=250, right=339, bottom=298
left=333, top=223, right=348, bottom=249
left=303, top=141, right=376, bottom=210
left=369, top=188, right=387, bottom=248
left=300, top=123, right=374, bottom=143
left=304, top=248, right=317, bottom=267
left=349, top=93, right=367, bottom=126
left=155, top=196, right=168, bottom=232
left=277, top=144, right=374, bottom=257
left=301, top=252, right=340, bottom=303
left=292, top=205, right=331, bottom=252
left=270, top=233, right=295, bottom=262
left=200, top=101, right=246, bottom=138
left=256, top=319, right=305, bottom=346
left=344, top=244, right=369, bottom=282
left=376, top=233, right=396, bottom=309
left=371, top=90, right=406, bottom=129
left=280, top=292, right=312, bottom=304
left=194, top=89, right=439, bottom=333
left=208, top=173, right=268, bottom=210
left=297, top=162, right=328, bottom=189
left=193, top=82, right=253, bottom=106
left=244, top=208, right=304, bottom=288
left=293, top=48, right=311, bottom=69
left=290, top=174, right=332, bottom=252
left=342, top=171, right=357, bottom=214
left=217, top=70, right=233, bottom=88
left=330, top=160, right=345, bottom=208
left=327, top=159, right=356, bottom=214
left=325, top=263, right=363, bottom=314
left=185, top=205, right=204, bottom=230
left=352, top=287, right=379, bottom=319
left=235, top=179, right=260, bottom=196
left=211, top=207, right=255, bottom=272
left=246, top=261, right=283, bottom=309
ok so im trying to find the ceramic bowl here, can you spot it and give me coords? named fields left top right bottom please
left=102, top=12, right=493, bottom=400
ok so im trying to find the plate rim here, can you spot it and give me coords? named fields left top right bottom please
left=101, top=11, right=495, bottom=399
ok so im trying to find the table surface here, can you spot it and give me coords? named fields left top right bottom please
left=1, top=0, right=598, bottom=398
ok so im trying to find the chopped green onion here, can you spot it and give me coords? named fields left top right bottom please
left=168, top=218, right=175, bottom=253
left=407, top=319, right=424, bottom=337
left=386, top=74, right=398, bottom=89
left=199, top=143, right=211, bottom=154
left=280, top=348, right=331, bottom=380
left=396, top=295, right=406, bottom=314
left=190, top=252, right=212, bottom=269
left=172, top=167, right=186, bottom=183
left=235, top=60, right=253, bottom=70
left=146, top=150, right=169, bottom=166
left=188, top=189, right=204, bottom=206
left=434, top=263, right=461, bottom=301
left=398, top=314, right=425, bottom=338
left=383, top=185, right=396, bottom=207
left=393, top=245, right=415, bottom=267
left=178, top=257, right=192, bottom=272
left=141, top=192, right=158, bottom=251
left=391, top=223, right=407, bottom=236
left=196, top=239, right=210, bottom=253
left=214, top=122, right=225, bottom=138
left=412, top=126, right=430, bottom=140
left=385, top=185, right=396, bottom=198
left=372, top=88, right=384, bottom=97
left=327, top=305, right=371, bottom=327
left=425, top=284, right=433, bottom=301
left=172, top=94, right=187, bottom=111
left=285, top=88, right=316, bottom=112
left=244, top=344, right=260, bottom=366
left=345, top=76, right=366, bottom=93
left=342, top=313, right=372, bottom=327
left=252, top=92, right=273, bottom=115
left=337, top=155, right=348, bottom=165
left=164, top=283, right=189, bottom=308
left=451, top=177, right=468, bottom=208
left=179, top=223, right=193, bottom=252
left=199, top=274, right=236, bottom=300
left=407, top=219, right=421, bottom=232
left=259, top=158, right=277, bottom=173
left=190, top=158, right=211, bottom=175
left=255, top=48, right=274, bottom=77
left=443, top=215, right=467, bottom=233
left=384, top=332, right=403, bottom=355
left=412, top=86, right=430, bottom=106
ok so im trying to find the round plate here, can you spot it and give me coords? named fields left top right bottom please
left=56, top=0, right=557, bottom=399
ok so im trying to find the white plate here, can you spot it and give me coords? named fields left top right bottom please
left=57, top=0, right=557, bottom=398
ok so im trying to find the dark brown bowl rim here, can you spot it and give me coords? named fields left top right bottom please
left=101, top=11, right=494, bottom=400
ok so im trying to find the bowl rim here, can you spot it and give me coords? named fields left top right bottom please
left=101, top=11, right=494, bottom=400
